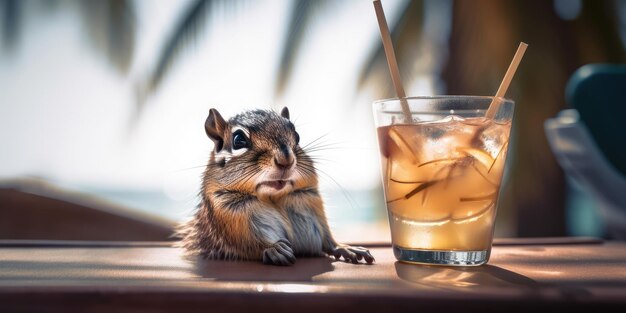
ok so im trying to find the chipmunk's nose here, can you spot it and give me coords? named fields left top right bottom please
left=274, top=144, right=295, bottom=170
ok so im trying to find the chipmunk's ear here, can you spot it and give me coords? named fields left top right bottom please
left=205, top=108, right=227, bottom=151
left=280, top=107, right=290, bottom=120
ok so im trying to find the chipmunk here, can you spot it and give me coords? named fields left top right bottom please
left=179, top=107, right=374, bottom=266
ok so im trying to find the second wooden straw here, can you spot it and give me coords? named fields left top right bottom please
left=485, top=42, right=528, bottom=119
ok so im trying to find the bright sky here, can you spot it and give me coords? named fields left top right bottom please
left=0, top=0, right=448, bottom=221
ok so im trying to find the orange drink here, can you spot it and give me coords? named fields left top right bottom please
left=374, top=97, right=514, bottom=265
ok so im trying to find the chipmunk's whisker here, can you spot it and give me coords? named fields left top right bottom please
left=311, top=166, right=359, bottom=211
left=300, top=155, right=332, bottom=163
left=296, top=156, right=356, bottom=208
left=238, top=171, right=258, bottom=187
left=296, top=162, right=316, bottom=177
left=303, top=140, right=343, bottom=148
left=304, top=157, right=341, bottom=164
left=297, top=162, right=316, bottom=171
left=301, top=137, right=345, bottom=154
left=228, top=162, right=260, bottom=185
left=298, top=166, right=316, bottom=176
left=174, top=165, right=209, bottom=172
left=300, top=133, right=331, bottom=150
left=237, top=165, right=261, bottom=186
left=231, top=162, right=257, bottom=175
left=302, top=143, right=345, bottom=153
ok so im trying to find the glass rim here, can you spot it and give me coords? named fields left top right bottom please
left=373, top=95, right=514, bottom=106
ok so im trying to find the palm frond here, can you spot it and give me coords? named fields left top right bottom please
left=136, top=0, right=256, bottom=115
left=356, top=0, right=424, bottom=99
left=273, top=0, right=319, bottom=99
left=1, top=0, right=21, bottom=52
left=146, top=0, right=214, bottom=95
left=107, top=0, right=135, bottom=73
left=79, top=0, right=136, bottom=74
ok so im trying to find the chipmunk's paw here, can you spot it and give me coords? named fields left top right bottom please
left=263, top=239, right=296, bottom=266
left=331, top=245, right=375, bottom=264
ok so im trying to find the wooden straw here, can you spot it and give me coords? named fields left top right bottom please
left=373, top=0, right=412, bottom=123
left=485, top=42, right=528, bottom=119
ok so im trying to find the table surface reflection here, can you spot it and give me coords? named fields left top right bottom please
left=1, top=238, right=625, bottom=312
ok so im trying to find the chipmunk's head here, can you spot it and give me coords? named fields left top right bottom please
left=204, top=107, right=316, bottom=200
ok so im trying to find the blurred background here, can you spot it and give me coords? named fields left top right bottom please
left=1, top=0, right=625, bottom=242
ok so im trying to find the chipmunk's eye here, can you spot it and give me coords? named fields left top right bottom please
left=232, top=129, right=249, bottom=150
left=295, top=132, right=300, bottom=144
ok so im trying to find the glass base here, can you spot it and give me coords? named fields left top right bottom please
left=393, top=245, right=489, bottom=266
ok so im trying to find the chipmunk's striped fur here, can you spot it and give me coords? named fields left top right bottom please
left=178, top=107, right=374, bottom=265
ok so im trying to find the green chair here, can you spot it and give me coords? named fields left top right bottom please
left=566, top=64, right=626, bottom=176
left=545, top=64, right=626, bottom=239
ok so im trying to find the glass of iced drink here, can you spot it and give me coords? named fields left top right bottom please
left=374, top=96, right=514, bottom=266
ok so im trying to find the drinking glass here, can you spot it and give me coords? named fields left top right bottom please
left=374, top=96, right=514, bottom=266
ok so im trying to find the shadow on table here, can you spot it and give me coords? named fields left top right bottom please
left=394, top=262, right=598, bottom=299
left=193, top=256, right=335, bottom=282
left=394, top=262, right=538, bottom=289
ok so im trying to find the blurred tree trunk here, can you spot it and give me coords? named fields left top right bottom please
left=442, top=0, right=626, bottom=237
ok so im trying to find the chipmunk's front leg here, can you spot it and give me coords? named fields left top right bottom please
left=212, top=191, right=295, bottom=266
left=321, top=233, right=375, bottom=264
left=293, top=190, right=375, bottom=264
left=250, top=208, right=296, bottom=266
left=313, top=203, right=374, bottom=263
left=324, top=242, right=375, bottom=264
left=262, top=239, right=296, bottom=266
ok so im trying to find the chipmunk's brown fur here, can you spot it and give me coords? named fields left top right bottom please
left=178, top=107, right=374, bottom=265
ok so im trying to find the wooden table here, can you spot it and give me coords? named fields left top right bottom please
left=1, top=238, right=625, bottom=312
